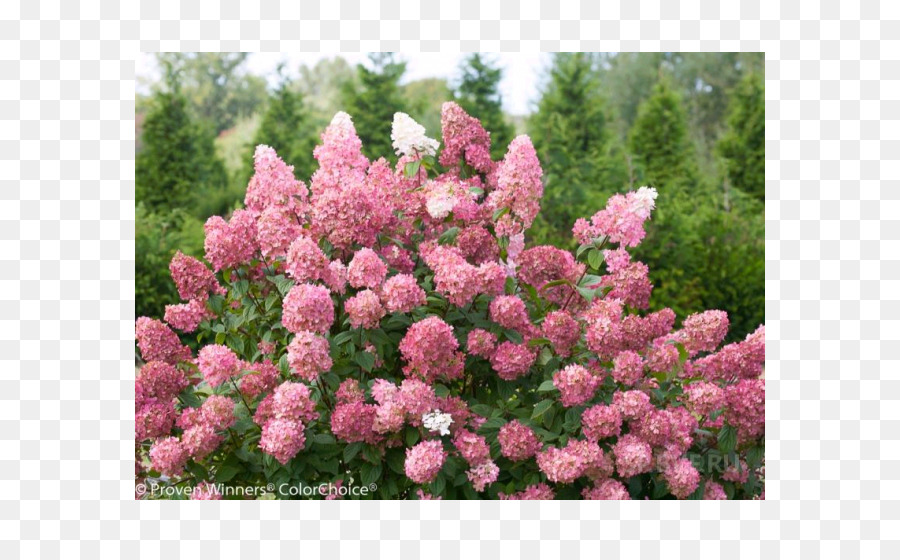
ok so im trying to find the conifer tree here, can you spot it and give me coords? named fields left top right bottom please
left=341, top=53, right=407, bottom=159
left=528, top=53, right=629, bottom=247
left=718, top=72, right=765, bottom=201
left=455, top=54, right=514, bottom=159
left=246, top=69, right=317, bottom=183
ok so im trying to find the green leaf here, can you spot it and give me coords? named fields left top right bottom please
left=438, top=227, right=459, bottom=245
left=469, top=186, right=485, bottom=196
left=577, top=286, right=596, bottom=302
left=492, top=206, right=510, bottom=221
left=430, top=474, right=446, bottom=496
left=576, top=243, right=593, bottom=259
left=355, top=351, right=376, bottom=372
left=541, top=279, right=571, bottom=289
left=537, top=380, right=557, bottom=392
left=313, top=433, right=336, bottom=446
left=588, top=248, right=602, bottom=270
left=528, top=337, right=551, bottom=347
left=405, top=427, right=420, bottom=447
left=404, top=159, right=422, bottom=178
left=343, top=441, right=363, bottom=463
left=360, top=462, right=383, bottom=486
left=718, top=424, right=737, bottom=454
left=215, top=332, right=226, bottom=345
left=531, top=399, right=555, bottom=420
left=215, top=464, right=241, bottom=483
left=505, top=276, right=517, bottom=295
left=477, top=417, right=506, bottom=432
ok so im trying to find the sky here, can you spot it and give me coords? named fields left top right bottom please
left=136, top=52, right=550, bottom=115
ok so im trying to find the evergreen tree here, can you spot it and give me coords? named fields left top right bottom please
left=341, top=53, right=407, bottom=159
left=628, top=79, right=699, bottom=190
left=245, top=69, right=317, bottom=183
left=527, top=53, right=629, bottom=247
left=455, top=54, right=514, bottom=159
left=718, top=72, right=765, bottom=201
left=136, top=64, right=227, bottom=213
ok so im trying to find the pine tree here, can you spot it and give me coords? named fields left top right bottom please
left=245, top=70, right=318, bottom=183
left=455, top=54, right=514, bottom=159
left=341, top=53, right=407, bottom=160
left=527, top=53, right=629, bottom=247
left=628, top=79, right=699, bottom=190
left=718, top=72, right=765, bottom=201
left=136, top=65, right=228, bottom=213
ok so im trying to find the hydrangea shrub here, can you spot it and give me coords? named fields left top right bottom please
left=135, top=104, right=765, bottom=500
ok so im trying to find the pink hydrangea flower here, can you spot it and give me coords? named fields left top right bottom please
left=466, top=460, right=499, bottom=492
left=135, top=317, right=192, bottom=365
left=203, top=209, right=258, bottom=272
left=256, top=381, right=319, bottom=426
left=281, top=283, right=334, bottom=334
left=541, top=310, right=580, bottom=357
left=257, top=206, right=304, bottom=258
left=581, top=404, right=623, bottom=441
left=164, top=299, right=214, bottom=332
left=573, top=186, right=657, bottom=248
left=536, top=446, right=583, bottom=484
left=135, top=399, right=176, bottom=441
left=517, top=246, right=584, bottom=306
left=663, top=457, right=700, bottom=499
left=600, top=259, right=653, bottom=310
left=489, top=341, right=537, bottom=381
left=287, top=331, right=333, bottom=382
left=612, top=390, right=653, bottom=421
left=324, top=260, right=348, bottom=294
left=703, top=480, right=728, bottom=500
left=380, top=274, right=426, bottom=313
left=347, top=248, right=388, bottom=289
left=498, top=420, right=542, bottom=462
left=553, top=364, right=599, bottom=407
left=197, top=344, right=240, bottom=388
left=336, top=379, right=366, bottom=405
left=613, top=434, right=653, bottom=479
left=452, top=429, right=491, bottom=466
left=345, top=289, right=386, bottom=329
left=499, top=483, right=555, bottom=500
left=457, top=225, right=499, bottom=265
left=488, top=135, right=543, bottom=236
left=582, top=479, right=631, bottom=500
left=397, top=380, right=438, bottom=423
left=136, top=361, right=188, bottom=402
left=691, top=324, right=765, bottom=382
left=399, top=317, right=464, bottom=383
left=182, top=423, right=223, bottom=461
left=612, top=350, right=644, bottom=387
left=404, top=440, right=447, bottom=484
left=373, top=400, right=406, bottom=434
left=169, top=251, right=221, bottom=301
left=239, top=360, right=281, bottom=399
left=259, top=418, right=306, bottom=464
left=200, top=395, right=236, bottom=431
left=149, top=437, right=188, bottom=477
left=245, top=144, right=309, bottom=217
left=489, top=295, right=531, bottom=331
left=724, top=378, right=765, bottom=442
left=682, top=381, right=725, bottom=417
left=466, top=328, right=498, bottom=358
left=439, top=101, right=494, bottom=173
left=257, top=340, right=275, bottom=355
left=676, top=310, right=730, bottom=356
left=284, top=236, right=329, bottom=282
left=330, top=401, right=379, bottom=444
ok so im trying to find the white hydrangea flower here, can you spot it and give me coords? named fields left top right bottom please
left=391, top=112, right=439, bottom=157
left=425, top=191, right=456, bottom=220
left=630, top=186, right=658, bottom=219
left=422, top=409, right=454, bottom=436
left=330, top=111, right=354, bottom=129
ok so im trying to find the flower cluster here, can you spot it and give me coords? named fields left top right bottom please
left=135, top=104, right=764, bottom=501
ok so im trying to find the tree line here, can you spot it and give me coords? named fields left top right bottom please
left=136, top=52, right=764, bottom=340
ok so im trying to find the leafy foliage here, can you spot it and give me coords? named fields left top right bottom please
left=455, top=54, right=514, bottom=160
left=341, top=53, right=408, bottom=159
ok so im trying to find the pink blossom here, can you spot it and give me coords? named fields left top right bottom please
left=257, top=206, right=304, bottom=258
left=203, top=209, right=258, bottom=272
left=466, top=460, right=499, bottom=492
left=553, top=364, right=599, bottom=407
left=164, top=299, right=214, bottom=332
left=281, top=283, right=334, bottom=335
left=612, top=390, right=653, bottom=421
left=330, top=401, right=379, bottom=444
left=452, top=429, right=491, bottom=466
left=498, top=420, right=542, bottom=462
left=663, top=457, right=700, bottom=499
left=257, top=340, right=275, bottom=355
left=613, top=434, right=654, bottom=479
left=287, top=331, right=333, bottom=381
left=691, top=324, right=765, bottom=382
left=724, top=378, right=765, bottom=442
left=489, top=295, right=531, bottom=331
left=456, top=226, right=499, bottom=265
left=404, top=440, right=447, bottom=484
left=260, top=418, right=306, bottom=464
left=239, top=360, right=281, bottom=399
left=373, top=400, right=406, bottom=434
left=536, top=446, right=583, bottom=484
left=573, top=186, right=657, bottom=248
left=379, top=245, right=416, bottom=274
left=488, top=135, right=543, bottom=236
left=347, top=248, right=388, bottom=289
left=439, top=102, right=494, bottom=173
left=200, top=395, right=236, bottom=431
left=541, top=310, right=580, bottom=357
left=499, top=483, right=555, bottom=500
left=703, top=480, right=728, bottom=500
left=566, top=439, right=614, bottom=480
left=466, top=329, right=498, bottom=358
left=336, top=379, right=366, bottom=405
left=284, top=236, right=329, bottom=282
left=599, top=259, right=652, bottom=309
left=190, top=481, right=222, bottom=500
left=397, top=380, right=438, bottom=422
left=135, top=317, right=192, bottom=365
left=324, top=260, right=348, bottom=294
left=612, top=350, right=644, bottom=387
left=182, top=423, right=223, bottom=461
left=149, top=437, right=188, bottom=477
left=255, top=381, right=319, bottom=426
left=245, top=144, right=309, bottom=217
left=582, top=404, right=623, bottom=441
left=399, top=317, right=464, bottom=383
left=582, top=479, right=631, bottom=500
left=197, top=344, right=240, bottom=388
left=169, top=251, right=222, bottom=301
left=380, top=274, right=426, bottom=313
left=135, top=399, right=176, bottom=441
left=517, top=246, right=584, bottom=306
left=489, top=341, right=537, bottom=381
left=722, top=459, right=750, bottom=483
left=682, top=381, right=725, bottom=417
left=345, top=289, right=386, bottom=329
left=675, top=310, right=730, bottom=356
left=136, top=361, right=188, bottom=402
